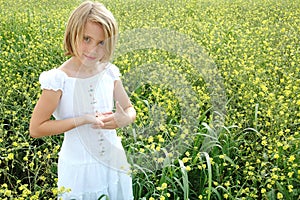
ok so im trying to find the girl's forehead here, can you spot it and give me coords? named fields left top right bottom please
left=83, top=21, right=104, bottom=38
left=85, top=21, right=102, bottom=30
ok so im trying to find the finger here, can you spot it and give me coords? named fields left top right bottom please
left=92, top=119, right=106, bottom=128
left=92, top=116, right=115, bottom=129
left=102, top=111, right=113, bottom=116
left=102, top=122, right=117, bottom=129
left=95, top=111, right=103, bottom=117
left=101, top=114, right=115, bottom=123
left=95, top=117, right=104, bottom=126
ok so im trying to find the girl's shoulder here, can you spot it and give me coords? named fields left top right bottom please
left=39, top=68, right=67, bottom=92
left=105, top=63, right=121, bottom=80
left=39, top=68, right=67, bottom=81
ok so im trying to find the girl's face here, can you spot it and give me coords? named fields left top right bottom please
left=77, top=21, right=106, bottom=67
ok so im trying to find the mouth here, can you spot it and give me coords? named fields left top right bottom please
left=84, top=54, right=97, bottom=60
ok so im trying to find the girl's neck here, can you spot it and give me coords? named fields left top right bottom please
left=61, top=57, right=107, bottom=78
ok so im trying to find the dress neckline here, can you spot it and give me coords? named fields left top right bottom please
left=56, top=63, right=110, bottom=80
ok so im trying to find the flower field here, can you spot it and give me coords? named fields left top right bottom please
left=0, top=0, right=299, bottom=199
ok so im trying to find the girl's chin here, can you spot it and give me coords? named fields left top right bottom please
left=81, top=58, right=100, bottom=67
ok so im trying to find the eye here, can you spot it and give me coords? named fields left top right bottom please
left=98, top=41, right=104, bottom=46
left=83, top=36, right=90, bottom=43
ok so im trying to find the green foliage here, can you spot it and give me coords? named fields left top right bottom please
left=0, top=0, right=299, bottom=199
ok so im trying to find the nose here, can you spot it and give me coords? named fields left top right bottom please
left=85, top=45, right=97, bottom=57
left=88, top=43, right=103, bottom=55
left=87, top=42, right=97, bottom=52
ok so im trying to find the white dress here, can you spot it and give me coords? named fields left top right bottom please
left=39, top=63, right=133, bottom=200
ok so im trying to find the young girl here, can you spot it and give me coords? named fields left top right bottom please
left=29, top=1, right=136, bottom=199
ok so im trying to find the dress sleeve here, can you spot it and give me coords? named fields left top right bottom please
left=107, top=63, right=121, bottom=81
left=39, top=69, right=66, bottom=92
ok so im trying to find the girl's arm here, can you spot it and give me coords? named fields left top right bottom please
left=98, top=79, right=136, bottom=129
left=29, top=90, right=97, bottom=138
left=113, top=79, right=136, bottom=124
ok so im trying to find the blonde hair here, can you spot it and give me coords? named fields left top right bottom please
left=64, top=1, right=118, bottom=62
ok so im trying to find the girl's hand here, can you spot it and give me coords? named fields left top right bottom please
left=113, top=101, right=134, bottom=128
left=82, top=112, right=105, bottom=127
left=92, top=102, right=134, bottom=129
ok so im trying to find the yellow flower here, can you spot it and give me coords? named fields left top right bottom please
left=4, top=189, right=12, bottom=196
left=261, top=188, right=266, bottom=194
left=261, top=140, right=267, bottom=146
left=161, top=183, right=167, bottom=190
left=157, top=157, right=164, bottom=163
left=186, top=166, right=191, bottom=171
left=271, top=174, right=278, bottom=180
left=287, top=172, right=294, bottom=178
left=182, top=157, right=190, bottom=163
left=277, top=192, right=283, bottom=199
left=283, top=144, right=290, bottom=150
left=148, top=136, right=154, bottom=143
left=139, top=148, right=145, bottom=153
left=159, top=196, right=165, bottom=200
left=224, top=181, right=230, bottom=187
left=288, top=155, right=295, bottom=162
left=29, top=162, right=34, bottom=168
left=7, top=153, right=14, bottom=160
left=260, top=84, right=268, bottom=92
left=150, top=144, right=155, bottom=150
left=158, top=137, right=165, bottom=143
left=288, top=185, right=293, bottom=192
left=276, top=141, right=283, bottom=147
left=198, top=195, right=203, bottom=199
left=219, top=154, right=225, bottom=159
left=223, top=194, right=229, bottom=199
left=167, top=153, right=173, bottom=158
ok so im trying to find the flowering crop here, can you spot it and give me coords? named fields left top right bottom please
left=0, top=0, right=299, bottom=199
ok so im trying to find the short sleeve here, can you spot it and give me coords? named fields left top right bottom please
left=107, top=63, right=121, bottom=80
left=39, top=69, right=66, bottom=92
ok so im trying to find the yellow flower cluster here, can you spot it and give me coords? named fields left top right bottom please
left=0, top=0, right=299, bottom=199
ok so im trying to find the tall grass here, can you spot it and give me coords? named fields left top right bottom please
left=0, top=0, right=299, bottom=199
